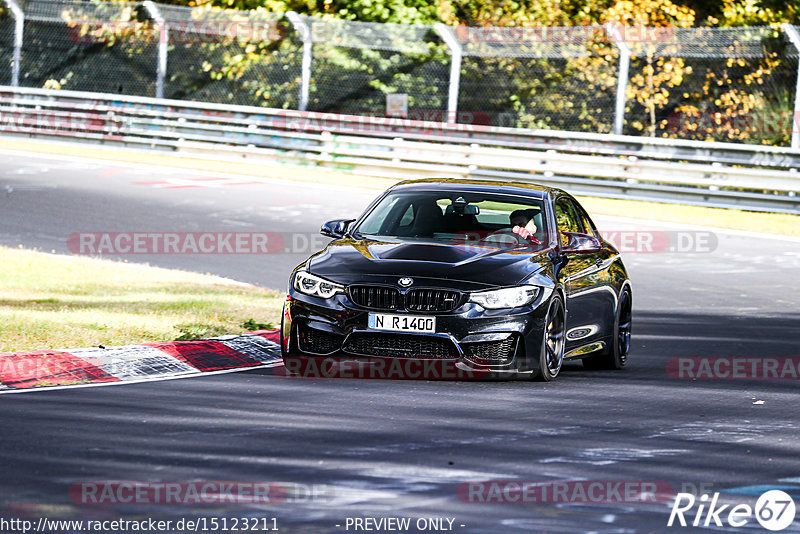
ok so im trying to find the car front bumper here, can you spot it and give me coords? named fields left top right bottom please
left=280, top=287, right=553, bottom=379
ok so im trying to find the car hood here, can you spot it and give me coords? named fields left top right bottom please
left=306, top=239, right=549, bottom=290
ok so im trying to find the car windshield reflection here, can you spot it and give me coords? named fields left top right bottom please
left=354, top=191, right=548, bottom=250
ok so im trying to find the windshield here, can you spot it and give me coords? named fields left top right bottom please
left=354, top=190, right=548, bottom=249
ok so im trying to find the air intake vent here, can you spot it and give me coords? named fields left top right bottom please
left=298, top=324, right=343, bottom=355
left=343, top=333, right=459, bottom=359
left=463, top=336, right=516, bottom=362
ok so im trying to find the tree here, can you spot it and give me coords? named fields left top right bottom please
left=603, top=0, right=696, bottom=136
left=722, top=0, right=799, bottom=25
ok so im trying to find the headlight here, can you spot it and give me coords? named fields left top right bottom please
left=293, top=271, right=344, bottom=299
left=470, top=286, right=540, bottom=309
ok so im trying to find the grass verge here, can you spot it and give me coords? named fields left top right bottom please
left=0, top=246, right=284, bottom=353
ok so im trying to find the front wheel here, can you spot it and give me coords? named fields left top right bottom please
left=534, top=294, right=566, bottom=381
left=583, top=286, right=632, bottom=370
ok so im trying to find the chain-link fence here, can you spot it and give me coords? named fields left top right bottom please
left=0, top=3, right=14, bottom=85
left=154, top=4, right=299, bottom=107
left=1, top=0, right=800, bottom=146
left=297, top=16, right=450, bottom=117
left=18, top=0, right=157, bottom=95
left=456, top=26, right=619, bottom=132
left=623, top=26, right=799, bottom=145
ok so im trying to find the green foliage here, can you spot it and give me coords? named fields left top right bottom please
left=0, top=246, right=284, bottom=352
left=18, top=0, right=796, bottom=144
left=153, top=0, right=792, bottom=27
left=174, top=323, right=231, bottom=341
left=440, top=0, right=570, bottom=26
left=724, top=0, right=799, bottom=25
left=241, top=318, right=274, bottom=330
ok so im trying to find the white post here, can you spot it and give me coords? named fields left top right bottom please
left=4, top=0, right=23, bottom=87
left=143, top=1, right=167, bottom=99
left=782, top=23, right=800, bottom=150
left=434, top=23, right=462, bottom=124
left=605, top=23, right=631, bottom=136
left=286, top=11, right=311, bottom=112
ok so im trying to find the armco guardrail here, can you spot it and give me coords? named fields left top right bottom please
left=0, top=86, right=798, bottom=213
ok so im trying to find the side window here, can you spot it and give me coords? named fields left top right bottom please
left=575, top=203, right=599, bottom=239
left=554, top=197, right=583, bottom=247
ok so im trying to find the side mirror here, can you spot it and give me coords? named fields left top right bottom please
left=561, top=232, right=602, bottom=254
left=320, top=219, right=355, bottom=239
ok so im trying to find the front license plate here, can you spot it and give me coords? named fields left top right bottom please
left=368, top=313, right=436, bottom=333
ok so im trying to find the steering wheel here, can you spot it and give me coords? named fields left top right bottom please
left=479, top=229, right=528, bottom=246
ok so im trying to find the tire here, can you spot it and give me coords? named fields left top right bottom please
left=583, top=286, right=632, bottom=370
left=534, top=294, right=566, bottom=381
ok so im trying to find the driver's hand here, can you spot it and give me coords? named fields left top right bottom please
left=512, top=226, right=541, bottom=244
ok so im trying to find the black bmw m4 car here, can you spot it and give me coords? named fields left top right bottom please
left=281, top=179, right=632, bottom=381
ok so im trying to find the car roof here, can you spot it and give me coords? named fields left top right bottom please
left=391, top=178, right=563, bottom=200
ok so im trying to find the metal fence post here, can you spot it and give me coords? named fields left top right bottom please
left=782, top=24, right=800, bottom=150
left=143, top=1, right=167, bottom=99
left=434, top=23, right=462, bottom=124
left=286, top=12, right=311, bottom=112
left=605, top=23, right=631, bottom=136
left=4, top=0, right=23, bottom=87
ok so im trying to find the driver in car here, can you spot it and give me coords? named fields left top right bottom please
left=510, top=209, right=542, bottom=244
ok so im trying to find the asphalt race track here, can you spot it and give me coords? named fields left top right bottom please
left=1, top=148, right=800, bottom=533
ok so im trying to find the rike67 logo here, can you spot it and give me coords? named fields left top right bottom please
left=669, top=490, right=796, bottom=531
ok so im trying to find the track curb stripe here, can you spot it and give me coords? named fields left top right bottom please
left=0, top=350, right=120, bottom=389
left=0, top=331, right=281, bottom=392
